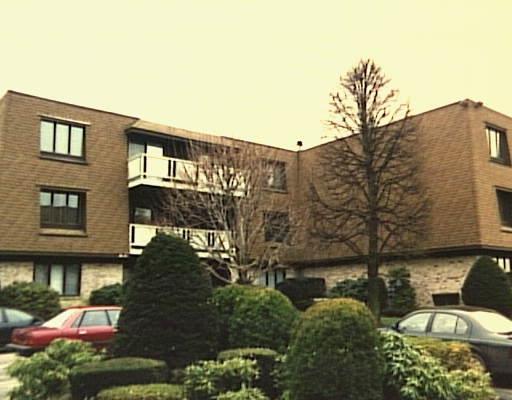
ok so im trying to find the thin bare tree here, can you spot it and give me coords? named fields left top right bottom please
left=158, top=138, right=299, bottom=284
left=310, top=60, right=429, bottom=317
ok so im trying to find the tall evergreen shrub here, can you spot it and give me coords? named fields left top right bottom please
left=114, top=233, right=218, bottom=369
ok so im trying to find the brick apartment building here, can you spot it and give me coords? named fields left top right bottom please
left=0, top=90, right=511, bottom=305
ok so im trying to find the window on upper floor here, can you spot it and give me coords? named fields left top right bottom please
left=34, top=263, right=81, bottom=296
left=263, top=160, right=287, bottom=191
left=40, top=119, right=85, bottom=159
left=496, top=189, right=512, bottom=227
left=40, top=189, right=86, bottom=230
left=486, top=126, right=510, bottom=165
left=264, top=211, right=290, bottom=243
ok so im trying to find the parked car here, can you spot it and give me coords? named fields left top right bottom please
left=7, top=305, right=121, bottom=356
left=391, top=306, right=512, bottom=375
left=0, top=307, right=43, bottom=349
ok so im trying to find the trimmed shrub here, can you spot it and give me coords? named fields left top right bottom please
left=218, top=348, right=280, bottom=398
left=276, top=278, right=326, bottom=310
left=114, top=233, right=218, bottom=369
left=381, top=331, right=497, bottom=400
left=7, top=339, right=102, bottom=400
left=328, top=276, right=388, bottom=310
left=89, top=283, right=124, bottom=306
left=284, top=298, right=383, bottom=400
left=0, top=281, right=60, bottom=320
left=69, top=357, right=168, bottom=400
left=216, top=388, right=269, bottom=400
left=97, top=384, right=185, bottom=400
left=184, top=357, right=259, bottom=400
left=407, top=337, right=481, bottom=372
left=385, top=267, right=416, bottom=316
left=462, top=256, right=512, bottom=316
left=213, top=285, right=299, bottom=352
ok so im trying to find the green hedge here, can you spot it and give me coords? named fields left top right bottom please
left=407, top=337, right=482, bottom=372
left=218, top=348, right=280, bottom=399
left=0, top=281, right=60, bottom=320
left=285, top=298, right=383, bottom=400
left=276, top=278, right=326, bottom=310
left=89, top=283, right=124, bottom=306
left=216, top=388, right=268, bottom=400
left=213, top=285, right=299, bottom=352
left=97, top=384, right=185, bottom=400
left=69, top=357, right=168, bottom=400
left=328, top=276, right=388, bottom=311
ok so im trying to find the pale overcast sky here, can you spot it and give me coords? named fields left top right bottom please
left=1, top=1, right=511, bottom=149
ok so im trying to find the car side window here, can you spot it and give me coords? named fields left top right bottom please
left=455, top=317, right=469, bottom=335
left=431, top=313, right=458, bottom=334
left=398, top=312, right=431, bottom=333
left=5, top=309, right=33, bottom=324
left=107, top=310, right=120, bottom=327
left=80, top=311, right=110, bottom=327
left=0, top=309, right=5, bottom=324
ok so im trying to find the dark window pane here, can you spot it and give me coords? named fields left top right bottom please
left=264, top=211, right=290, bottom=242
left=40, top=121, right=54, bottom=152
left=497, top=190, right=512, bottom=227
left=134, top=208, right=152, bottom=224
left=80, top=311, right=109, bottom=327
left=55, top=123, right=70, bottom=154
left=70, top=126, right=83, bottom=157
left=40, top=190, right=84, bottom=229
left=107, top=310, right=120, bottom=326
left=34, top=264, right=49, bottom=285
left=64, top=265, right=80, bottom=296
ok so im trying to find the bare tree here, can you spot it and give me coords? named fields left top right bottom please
left=158, top=138, right=299, bottom=284
left=310, top=60, right=429, bottom=317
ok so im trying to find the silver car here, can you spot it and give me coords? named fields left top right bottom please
left=392, top=306, right=512, bottom=375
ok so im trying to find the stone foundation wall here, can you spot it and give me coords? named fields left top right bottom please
left=296, top=255, right=478, bottom=306
left=0, top=262, right=33, bottom=289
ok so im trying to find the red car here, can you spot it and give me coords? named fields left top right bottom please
left=7, top=305, right=121, bottom=356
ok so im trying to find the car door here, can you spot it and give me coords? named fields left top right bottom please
left=77, top=310, right=114, bottom=347
left=396, top=312, right=433, bottom=337
left=428, top=312, right=470, bottom=342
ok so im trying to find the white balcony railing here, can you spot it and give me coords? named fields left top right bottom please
left=128, top=154, right=246, bottom=195
left=129, top=223, right=233, bottom=257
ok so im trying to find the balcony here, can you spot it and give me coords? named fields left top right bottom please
left=129, top=223, right=234, bottom=257
left=128, top=154, right=245, bottom=195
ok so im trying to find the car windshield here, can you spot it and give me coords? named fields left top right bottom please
left=42, top=309, right=78, bottom=328
left=472, top=311, right=512, bottom=333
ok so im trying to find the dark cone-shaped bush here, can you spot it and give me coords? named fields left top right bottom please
left=284, top=298, right=383, bottom=400
left=113, top=233, right=218, bottom=369
left=462, top=256, right=512, bottom=316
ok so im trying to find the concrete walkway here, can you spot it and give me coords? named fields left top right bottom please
left=0, top=352, right=18, bottom=399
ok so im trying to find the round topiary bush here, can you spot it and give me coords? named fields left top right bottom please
left=284, top=298, right=383, bottom=400
left=89, top=283, right=124, bottom=306
left=213, top=285, right=299, bottom=353
left=462, top=256, right=512, bottom=316
left=0, top=281, right=60, bottom=320
left=113, top=233, right=218, bottom=369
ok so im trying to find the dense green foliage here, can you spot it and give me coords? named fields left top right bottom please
left=407, top=337, right=481, bottom=372
left=69, top=357, right=168, bottom=400
left=381, top=332, right=497, bottom=400
left=328, top=276, right=388, bottom=310
left=7, top=339, right=102, bottom=400
left=218, top=348, right=280, bottom=398
left=0, top=281, right=60, bottom=320
left=385, top=267, right=416, bottom=316
left=89, top=283, right=124, bottom=306
left=213, top=285, right=299, bottom=352
left=184, top=357, right=259, bottom=400
left=216, top=388, right=269, bottom=400
left=284, top=298, right=383, bottom=400
left=97, top=384, right=185, bottom=400
left=462, top=256, right=512, bottom=316
left=276, top=278, right=326, bottom=310
left=114, top=233, right=218, bottom=368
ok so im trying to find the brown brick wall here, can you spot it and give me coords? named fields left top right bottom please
left=0, top=92, right=138, bottom=256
